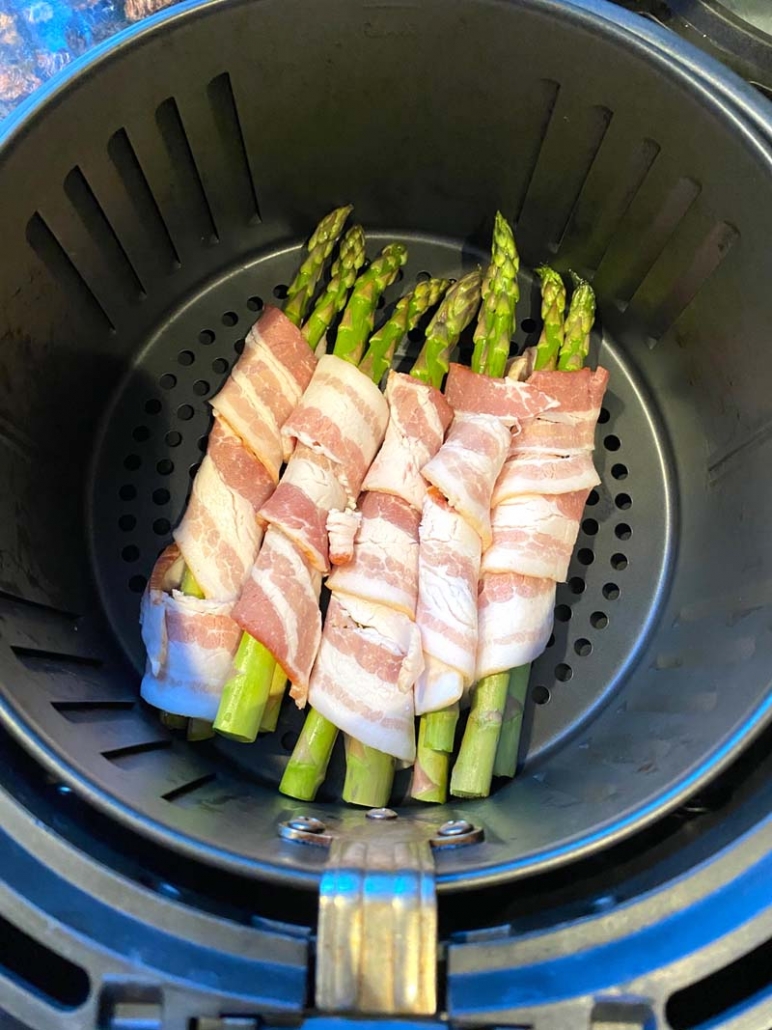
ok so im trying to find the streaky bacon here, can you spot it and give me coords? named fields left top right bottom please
left=444, top=362, right=557, bottom=425
left=210, top=306, right=316, bottom=479
left=308, top=595, right=422, bottom=761
left=231, top=527, right=322, bottom=706
left=174, top=418, right=269, bottom=601
left=482, top=490, right=590, bottom=582
left=493, top=450, right=600, bottom=503
left=362, top=372, right=453, bottom=510
left=140, top=545, right=242, bottom=720
left=258, top=444, right=347, bottom=573
left=422, top=413, right=510, bottom=549
left=415, top=490, right=482, bottom=684
left=475, top=572, right=556, bottom=678
left=327, top=509, right=362, bottom=566
left=282, top=355, right=389, bottom=502
left=327, top=492, right=420, bottom=618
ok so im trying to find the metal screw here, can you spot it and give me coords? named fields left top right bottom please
left=366, top=807, right=398, bottom=820
left=438, top=819, right=475, bottom=837
left=288, top=816, right=326, bottom=834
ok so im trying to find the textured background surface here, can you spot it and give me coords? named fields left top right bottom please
left=0, top=0, right=178, bottom=118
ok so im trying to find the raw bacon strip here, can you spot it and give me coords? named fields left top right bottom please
left=327, top=492, right=421, bottom=619
left=308, top=595, right=422, bottom=762
left=231, top=527, right=322, bottom=706
left=140, top=545, right=242, bottom=720
left=258, top=444, right=347, bottom=573
left=422, top=414, right=510, bottom=550
left=362, top=372, right=453, bottom=510
left=211, top=306, right=317, bottom=480
left=282, top=354, right=389, bottom=501
left=475, top=573, right=556, bottom=678
left=492, top=450, right=600, bottom=504
left=510, top=367, right=610, bottom=456
left=415, top=491, right=482, bottom=685
left=482, top=490, right=590, bottom=582
left=174, top=419, right=271, bottom=601
left=414, top=652, right=464, bottom=716
left=444, top=362, right=557, bottom=426
left=327, top=509, right=362, bottom=566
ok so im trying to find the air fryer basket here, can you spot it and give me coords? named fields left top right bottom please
left=0, top=0, right=771, bottom=890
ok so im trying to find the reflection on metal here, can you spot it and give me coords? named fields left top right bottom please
left=278, top=811, right=484, bottom=1013
left=317, top=837, right=437, bottom=1015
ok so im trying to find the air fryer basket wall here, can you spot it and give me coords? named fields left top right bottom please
left=0, top=0, right=771, bottom=888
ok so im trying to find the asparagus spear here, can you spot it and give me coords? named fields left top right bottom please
left=279, top=708, right=338, bottom=801
left=471, top=211, right=520, bottom=377
left=533, top=265, right=567, bottom=372
left=259, top=662, right=291, bottom=734
left=302, top=225, right=367, bottom=349
left=491, top=267, right=566, bottom=778
left=341, top=737, right=395, bottom=807
left=415, top=218, right=518, bottom=802
left=492, top=664, right=529, bottom=778
left=411, top=269, right=484, bottom=386
left=411, top=718, right=450, bottom=804
left=333, top=244, right=409, bottom=366
left=359, top=277, right=450, bottom=383
left=453, top=273, right=598, bottom=798
left=180, top=566, right=205, bottom=598
left=284, top=206, right=353, bottom=326
left=187, top=718, right=215, bottom=741
left=558, top=272, right=596, bottom=371
left=283, top=268, right=482, bottom=803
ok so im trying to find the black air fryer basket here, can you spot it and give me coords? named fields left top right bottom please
left=2, top=0, right=772, bottom=1025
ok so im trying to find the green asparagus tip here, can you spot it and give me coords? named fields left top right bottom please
left=308, top=205, right=353, bottom=250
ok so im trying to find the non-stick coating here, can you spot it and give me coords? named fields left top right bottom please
left=0, top=0, right=771, bottom=889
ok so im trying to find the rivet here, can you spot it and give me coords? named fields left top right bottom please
left=366, top=807, right=398, bottom=820
left=288, top=816, right=326, bottom=833
left=438, top=819, right=474, bottom=837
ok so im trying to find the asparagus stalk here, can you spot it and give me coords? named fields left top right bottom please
left=492, top=664, right=529, bottom=778
left=471, top=211, right=520, bottom=377
left=333, top=244, right=409, bottom=366
left=423, top=702, right=458, bottom=752
left=411, top=718, right=450, bottom=804
left=558, top=272, right=596, bottom=371
left=284, top=205, right=353, bottom=326
left=491, top=267, right=566, bottom=778
left=259, top=662, right=290, bottom=734
left=534, top=266, right=567, bottom=372
left=180, top=566, right=205, bottom=598
left=160, top=711, right=188, bottom=730
left=187, top=718, right=215, bottom=742
left=341, top=737, right=395, bottom=807
left=450, top=672, right=510, bottom=797
left=302, top=225, right=367, bottom=349
left=409, top=270, right=486, bottom=803
left=214, top=635, right=276, bottom=741
left=359, top=276, right=450, bottom=383
left=411, top=269, right=484, bottom=386
left=279, top=707, right=339, bottom=801
left=283, top=268, right=482, bottom=803
left=416, top=218, right=517, bottom=801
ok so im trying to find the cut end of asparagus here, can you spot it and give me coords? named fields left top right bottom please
left=180, top=564, right=205, bottom=599
left=280, top=708, right=339, bottom=801
left=342, top=737, right=395, bottom=807
left=450, top=672, right=509, bottom=799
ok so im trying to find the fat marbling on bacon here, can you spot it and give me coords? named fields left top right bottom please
left=308, top=375, right=452, bottom=760
left=140, top=544, right=242, bottom=720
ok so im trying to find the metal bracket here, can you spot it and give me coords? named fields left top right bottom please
left=278, top=811, right=483, bottom=1017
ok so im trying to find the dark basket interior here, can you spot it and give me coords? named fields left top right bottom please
left=0, top=0, right=771, bottom=888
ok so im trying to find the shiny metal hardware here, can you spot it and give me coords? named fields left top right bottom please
left=278, top=810, right=484, bottom=1015
left=365, top=807, right=398, bottom=820
left=317, top=836, right=437, bottom=1014
left=437, top=819, right=474, bottom=836
left=278, top=817, right=332, bottom=847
